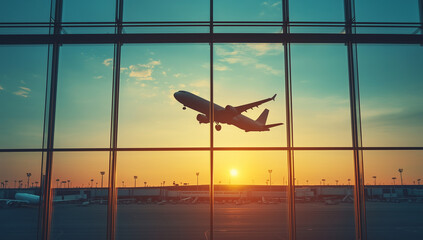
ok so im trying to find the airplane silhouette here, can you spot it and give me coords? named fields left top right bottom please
left=174, top=90, right=283, bottom=132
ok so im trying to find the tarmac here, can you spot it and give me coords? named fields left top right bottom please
left=0, top=202, right=422, bottom=240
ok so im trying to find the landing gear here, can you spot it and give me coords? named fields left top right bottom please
left=182, top=106, right=186, bottom=110
left=215, top=124, right=222, bottom=131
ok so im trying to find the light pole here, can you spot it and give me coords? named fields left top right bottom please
left=392, top=177, right=397, bottom=185
left=196, top=172, right=199, bottom=191
left=56, top=179, right=60, bottom=188
left=322, top=179, right=326, bottom=186
left=67, top=180, right=70, bottom=188
left=335, top=180, right=339, bottom=185
left=398, top=168, right=403, bottom=185
left=144, top=181, right=147, bottom=187
left=26, top=173, right=31, bottom=188
left=372, top=176, right=377, bottom=185
left=35, top=181, right=39, bottom=188
left=19, top=180, right=23, bottom=188
left=61, top=181, right=66, bottom=188
left=100, top=171, right=105, bottom=188
left=348, top=178, right=351, bottom=186
left=418, top=179, right=421, bottom=185
left=91, top=179, right=94, bottom=188
left=268, top=169, right=273, bottom=187
left=134, top=176, right=138, bottom=188
left=4, top=180, right=8, bottom=189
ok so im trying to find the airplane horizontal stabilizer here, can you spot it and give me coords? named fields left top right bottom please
left=265, top=123, right=284, bottom=129
left=256, top=109, right=269, bottom=125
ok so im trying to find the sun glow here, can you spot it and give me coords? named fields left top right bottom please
left=230, top=169, right=238, bottom=177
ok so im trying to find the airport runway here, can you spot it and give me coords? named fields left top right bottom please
left=1, top=202, right=422, bottom=240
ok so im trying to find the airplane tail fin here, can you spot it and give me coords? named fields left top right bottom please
left=256, top=109, right=269, bottom=125
left=265, top=123, right=284, bottom=129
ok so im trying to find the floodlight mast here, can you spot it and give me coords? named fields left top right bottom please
left=398, top=169, right=404, bottom=185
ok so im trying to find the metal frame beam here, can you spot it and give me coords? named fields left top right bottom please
left=0, top=33, right=422, bottom=45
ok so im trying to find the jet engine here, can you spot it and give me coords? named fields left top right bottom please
left=196, top=114, right=209, bottom=124
left=225, top=105, right=238, bottom=115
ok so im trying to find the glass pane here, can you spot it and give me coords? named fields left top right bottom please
left=116, top=151, right=210, bottom=240
left=291, top=44, right=351, bottom=147
left=123, top=0, right=209, bottom=22
left=0, top=0, right=51, bottom=23
left=358, top=45, right=423, bottom=147
left=214, top=151, right=288, bottom=239
left=50, top=152, right=109, bottom=240
left=118, top=44, right=209, bottom=147
left=289, top=0, right=344, bottom=22
left=0, top=152, right=42, bottom=240
left=294, top=151, right=355, bottom=240
left=214, top=0, right=283, bottom=22
left=364, top=151, right=423, bottom=239
left=355, top=0, right=420, bottom=23
left=0, top=46, right=48, bottom=149
left=214, top=43, right=286, bottom=147
left=54, top=45, right=114, bottom=148
left=62, top=0, right=115, bottom=22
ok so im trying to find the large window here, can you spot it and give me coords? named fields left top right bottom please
left=1, top=1, right=422, bottom=240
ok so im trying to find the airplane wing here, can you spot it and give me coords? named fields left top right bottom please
left=234, top=94, right=277, bottom=114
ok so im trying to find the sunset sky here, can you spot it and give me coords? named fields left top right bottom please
left=1, top=1, right=423, bottom=188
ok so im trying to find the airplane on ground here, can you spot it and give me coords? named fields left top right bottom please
left=174, top=90, right=284, bottom=132
left=0, top=192, right=87, bottom=208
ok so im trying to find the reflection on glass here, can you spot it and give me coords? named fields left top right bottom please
left=50, top=152, right=109, bottom=240
left=214, top=151, right=288, bottom=239
left=358, top=45, right=423, bottom=147
left=54, top=45, right=114, bottom=148
left=118, top=44, right=209, bottom=147
left=294, top=151, right=355, bottom=240
left=355, top=0, right=420, bottom=23
left=291, top=44, right=351, bottom=147
left=0, top=46, right=48, bottom=149
left=214, top=43, right=286, bottom=147
left=289, top=0, right=344, bottom=22
left=0, top=153, right=42, bottom=240
left=116, top=151, right=209, bottom=240
left=123, top=0, right=209, bottom=22
left=364, top=151, right=423, bottom=240
left=214, top=0, right=282, bottom=22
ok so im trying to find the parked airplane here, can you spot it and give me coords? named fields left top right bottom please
left=174, top=90, right=283, bottom=132
left=0, top=192, right=87, bottom=208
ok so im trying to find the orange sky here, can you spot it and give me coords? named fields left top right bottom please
left=1, top=151, right=422, bottom=188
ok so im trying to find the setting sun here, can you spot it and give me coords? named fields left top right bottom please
left=230, top=169, right=238, bottom=177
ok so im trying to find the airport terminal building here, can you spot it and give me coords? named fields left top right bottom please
left=1, top=1, right=423, bottom=240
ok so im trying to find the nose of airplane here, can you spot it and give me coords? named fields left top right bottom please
left=174, top=91, right=183, bottom=102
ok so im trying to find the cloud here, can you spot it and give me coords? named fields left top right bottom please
left=255, top=63, right=281, bottom=75
left=214, top=63, right=229, bottom=71
left=13, top=86, right=31, bottom=98
left=162, top=71, right=167, bottom=76
left=216, top=44, right=283, bottom=76
left=103, top=58, right=113, bottom=66
left=216, top=44, right=283, bottom=57
left=94, top=76, right=103, bottom=79
left=127, top=59, right=161, bottom=81
left=129, top=69, right=153, bottom=81
left=262, top=1, right=281, bottom=8
left=173, top=73, right=182, bottom=78
left=0, top=85, right=3, bottom=90
left=245, top=43, right=283, bottom=56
